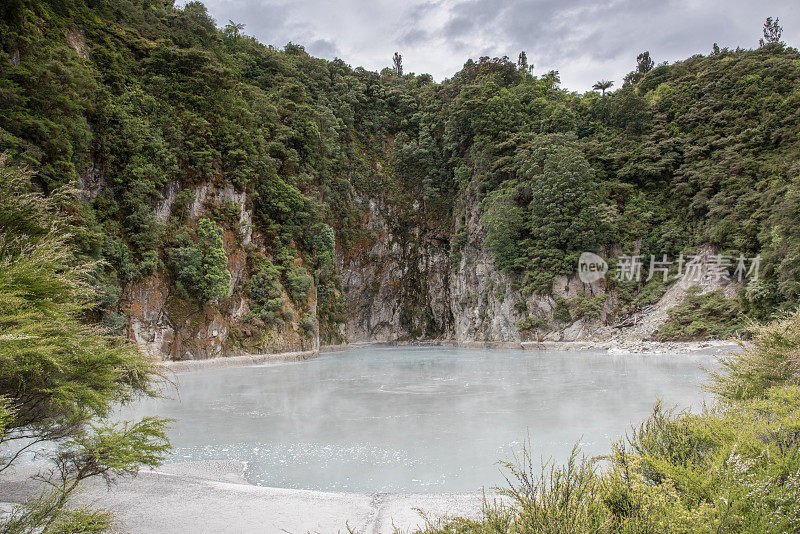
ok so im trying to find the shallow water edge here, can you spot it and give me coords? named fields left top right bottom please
left=161, top=339, right=738, bottom=373
left=163, top=349, right=319, bottom=372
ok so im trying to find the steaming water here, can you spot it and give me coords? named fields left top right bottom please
left=119, top=346, right=717, bottom=492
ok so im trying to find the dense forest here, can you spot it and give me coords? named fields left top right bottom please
left=1, top=0, right=799, bottom=348
left=3, top=1, right=800, bottom=532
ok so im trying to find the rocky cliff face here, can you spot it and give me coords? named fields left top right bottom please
left=335, top=185, right=738, bottom=347
left=123, top=180, right=319, bottom=361
left=336, top=182, right=619, bottom=346
left=338, top=197, right=452, bottom=342
left=124, top=271, right=318, bottom=360
left=120, top=178, right=737, bottom=360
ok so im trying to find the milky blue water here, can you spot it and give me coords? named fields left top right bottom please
left=119, top=346, right=718, bottom=492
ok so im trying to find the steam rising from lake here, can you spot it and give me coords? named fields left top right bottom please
left=120, top=347, right=716, bottom=492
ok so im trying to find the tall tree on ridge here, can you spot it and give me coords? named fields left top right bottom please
left=760, top=17, right=783, bottom=46
left=518, top=51, right=533, bottom=73
left=636, top=51, right=654, bottom=74
left=393, top=52, right=403, bottom=76
left=224, top=20, right=245, bottom=39
left=592, top=79, right=614, bottom=95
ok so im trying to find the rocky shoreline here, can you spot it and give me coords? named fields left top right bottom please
left=162, top=339, right=740, bottom=373
left=160, top=339, right=738, bottom=373
left=162, top=349, right=319, bottom=372
left=323, top=339, right=740, bottom=355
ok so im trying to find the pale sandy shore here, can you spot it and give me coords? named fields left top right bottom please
left=0, top=462, right=490, bottom=534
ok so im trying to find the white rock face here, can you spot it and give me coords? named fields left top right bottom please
left=336, top=188, right=738, bottom=345
left=219, top=183, right=253, bottom=245
left=621, top=245, right=742, bottom=341
left=337, top=190, right=581, bottom=344
left=155, top=180, right=180, bottom=222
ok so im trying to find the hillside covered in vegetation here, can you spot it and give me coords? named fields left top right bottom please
left=1, top=0, right=799, bottom=355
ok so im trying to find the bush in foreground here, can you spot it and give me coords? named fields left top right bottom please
left=0, top=161, right=171, bottom=533
left=413, top=311, right=800, bottom=533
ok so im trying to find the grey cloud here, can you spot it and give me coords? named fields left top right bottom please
left=442, top=15, right=475, bottom=38
left=398, top=28, right=430, bottom=46
left=184, top=0, right=799, bottom=91
left=185, top=0, right=313, bottom=51
left=403, top=1, right=440, bottom=21
left=448, top=39, right=471, bottom=54
left=306, top=38, right=341, bottom=58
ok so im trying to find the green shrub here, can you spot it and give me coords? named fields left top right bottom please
left=167, top=218, right=231, bottom=304
left=569, top=294, right=608, bottom=321
left=709, top=309, right=800, bottom=400
left=654, top=286, right=744, bottom=341
left=516, top=316, right=548, bottom=332
left=552, top=296, right=572, bottom=323
left=308, top=222, right=336, bottom=275
left=172, top=189, right=195, bottom=221
left=49, top=507, right=113, bottom=534
left=0, top=162, right=170, bottom=534
left=449, top=226, right=468, bottom=268
left=631, top=278, right=667, bottom=309
left=246, top=259, right=286, bottom=324
left=481, top=187, right=527, bottom=272
left=211, top=199, right=241, bottom=229
left=299, top=313, right=317, bottom=337
left=197, top=217, right=231, bottom=301
left=285, top=265, right=313, bottom=303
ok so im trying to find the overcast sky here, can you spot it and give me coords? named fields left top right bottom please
left=180, top=0, right=797, bottom=92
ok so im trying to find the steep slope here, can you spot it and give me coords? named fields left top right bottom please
left=1, top=0, right=799, bottom=358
